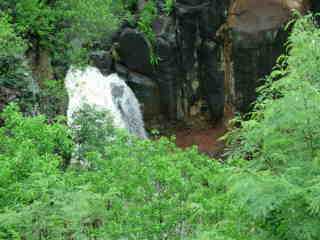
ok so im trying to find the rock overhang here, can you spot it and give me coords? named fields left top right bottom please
left=228, top=0, right=310, bottom=37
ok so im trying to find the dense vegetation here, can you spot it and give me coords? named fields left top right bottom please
left=0, top=0, right=173, bottom=116
left=0, top=0, right=138, bottom=116
left=0, top=104, right=221, bottom=239
left=1, top=0, right=320, bottom=239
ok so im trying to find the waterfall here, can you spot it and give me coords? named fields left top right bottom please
left=65, top=66, right=147, bottom=139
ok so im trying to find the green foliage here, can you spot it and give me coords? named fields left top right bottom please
left=138, top=1, right=157, bottom=42
left=164, top=0, right=175, bottom=15
left=137, top=1, right=160, bottom=65
left=0, top=14, right=36, bottom=112
left=0, top=14, right=26, bottom=58
left=73, top=136, right=223, bottom=239
left=56, top=0, right=128, bottom=65
left=1, top=13, right=320, bottom=240
left=221, top=14, right=320, bottom=240
left=0, top=15, right=26, bottom=86
left=121, top=0, right=138, bottom=10
left=0, top=103, right=73, bottom=208
left=38, top=79, right=68, bottom=118
left=14, top=0, right=57, bottom=47
left=0, top=0, right=128, bottom=66
left=69, top=105, right=117, bottom=163
left=0, top=0, right=130, bottom=112
left=0, top=104, right=226, bottom=239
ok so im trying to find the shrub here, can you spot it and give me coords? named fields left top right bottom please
left=0, top=15, right=36, bottom=112
left=220, top=14, right=320, bottom=240
left=0, top=103, right=73, bottom=208
left=0, top=104, right=226, bottom=239
left=0, top=1, right=130, bottom=114
left=0, top=0, right=129, bottom=66
left=164, top=0, right=175, bottom=15
left=1, top=13, right=320, bottom=240
left=38, top=79, right=68, bottom=119
left=137, top=1, right=159, bottom=65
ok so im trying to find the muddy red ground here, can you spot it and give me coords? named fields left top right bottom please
left=147, top=107, right=234, bottom=158
left=175, top=120, right=228, bottom=157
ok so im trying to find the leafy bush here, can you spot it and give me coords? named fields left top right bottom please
left=0, top=0, right=130, bottom=114
left=55, top=0, right=128, bottom=65
left=0, top=104, right=226, bottom=239
left=0, top=14, right=36, bottom=112
left=164, top=0, right=175, bottom=15
left=72, top=136, right=224, bottom=239
left=38, top=79, right=68, bottom=119
left=1, top=13, right=320, bottom=240
left=0, top=14, right=26, bottom=58
left=69, top=104, right=117, bottom=164
left=137, top=1, right=159, bottom=65
left=0, top=103, right=73, bottom=208
left=219, top=14, right=320, bottom=240
left=0, top=0, right=129, bottom=66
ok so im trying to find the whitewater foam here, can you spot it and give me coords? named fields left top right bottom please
left=65, top=66, right=147, bottom=139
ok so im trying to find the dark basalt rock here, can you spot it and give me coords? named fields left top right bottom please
left=128, top=80, right=161, bottom=121
left=113, top=0, right=229, bottom=122
left=155, top=35, right=180, bottom=120
left=176, top=0, right=208, bottom=5
left=104, top=0, right=314, bottom=124
left=226, top=0, right=308, bottom=113
left=118, top=28, right=154, bottom=76
left=115, top=63, right=160, bottom=120
left=311, top=0, right=320, bottom=23
left=153, top=15, right=180, bottom=120
left=231, top=33, right=287, bottom=113
left=90, top=50, right=113, bottom=76
left=175, top=0, right=227, bottom=120
left=199, top=41, right=224, bottom=121
left=312, top=0, right=320, bottom=11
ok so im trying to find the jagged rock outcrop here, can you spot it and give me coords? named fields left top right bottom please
left=114, top=0, right=229, bottom=123
left=154, top=15, right=181, bottom=120
left=175, top=0, right=228, bottom=121
left=225, top=0, right=309, bottom=112
left=95, top=0, right=314, bottom=125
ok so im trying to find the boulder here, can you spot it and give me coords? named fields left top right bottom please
left=118, top=28, right=153, bottom=76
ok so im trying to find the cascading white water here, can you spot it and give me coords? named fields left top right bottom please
left=65, top=66, right=147, bottom=139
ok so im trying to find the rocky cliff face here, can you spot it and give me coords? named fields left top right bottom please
left=94, top=0, right=314, bottom=126
left=225, top=0, right=309, bottom=112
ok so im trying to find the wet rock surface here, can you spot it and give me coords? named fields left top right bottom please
left=92, top=0, right=314, bottom=129
left=225, top=0, right=309, bottom=112
left=118, top=28, right=154, bottom=76
left=311, top=0, right=320, bottom=23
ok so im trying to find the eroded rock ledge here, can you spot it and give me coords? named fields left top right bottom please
left=93, top=0, right=315, bottom=126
